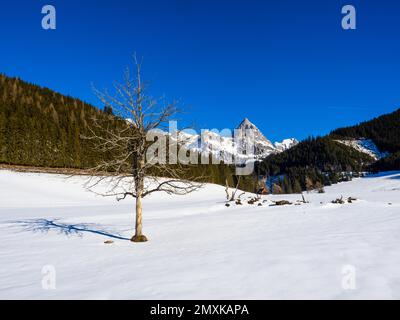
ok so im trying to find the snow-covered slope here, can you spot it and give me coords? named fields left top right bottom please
left=274, top=138, right=299, bottom=152
left=1, top=170, right=400, bottom=299
left=335, top=138, right=389, bottom=160
left=177, top=118, right=298, bottom=163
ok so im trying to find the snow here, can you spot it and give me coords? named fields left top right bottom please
left=1, top=170, right=400, bottom=299
left=336, top=138, right=389, bottom=160
left=165, top=118, right=298, bottom=164
left=175, top=120, right=298, bottom=164
left=274, top=138, right=299, bottom=152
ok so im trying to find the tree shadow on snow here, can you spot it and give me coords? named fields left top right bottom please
left=11, top=218, right=130, bottom=241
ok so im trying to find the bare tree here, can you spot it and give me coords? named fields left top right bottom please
left=83, top=56, right=203, bottom=242
left=225, top=177, right=242, bottom=202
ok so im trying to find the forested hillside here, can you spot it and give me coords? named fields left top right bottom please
left=0, top=74, right=256, bottom=192
left=330, top=108, right=400, bottom=153
left=330, top=108, right=400, bottom=172
left=0, top=74, right=111, bottom=168
left=369, top=151, right=400, bottom=172
left=257, top=137, right=374, bottom=193
left=257, top=108, right=400, bottom=193
left=1, top=74, right=398, bottom=194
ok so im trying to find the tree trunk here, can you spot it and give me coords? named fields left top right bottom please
left=135, top=195, right=143, bottom=234
left=131, top=194, right=148, bottom=242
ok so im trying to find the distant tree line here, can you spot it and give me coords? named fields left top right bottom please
left=369, top=151, right=400, bottom=172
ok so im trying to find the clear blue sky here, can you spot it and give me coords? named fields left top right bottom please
left=1, top=0, right=399, bottom=142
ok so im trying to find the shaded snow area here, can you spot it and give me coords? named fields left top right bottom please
left=1, top=170, right=400, bottom=299
left=336, top=139, right=389, bottom=160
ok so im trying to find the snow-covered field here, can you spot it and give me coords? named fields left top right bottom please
left=0, top=170, right=400, bottom=300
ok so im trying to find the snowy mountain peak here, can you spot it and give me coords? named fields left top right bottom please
left=237, top=118, right=255, bottom=130
left=274, top=138, right=299, bottom=152
left=232, top=118, right=298, bottom=161
left=174, top=118, right=298, bottom=164
left=236, top=118, right=274, bottom=148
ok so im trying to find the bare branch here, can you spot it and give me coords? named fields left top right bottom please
left=79, top=57, right=204, bottom=203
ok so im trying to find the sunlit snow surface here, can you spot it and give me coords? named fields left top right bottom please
left=0, top=170, right=400, bottom=299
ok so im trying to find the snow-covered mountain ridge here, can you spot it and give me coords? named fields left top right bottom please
left=177, top=118, right=298, bottom=163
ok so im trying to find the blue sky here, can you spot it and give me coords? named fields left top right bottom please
left=0, top=0, right=399, bottom=141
